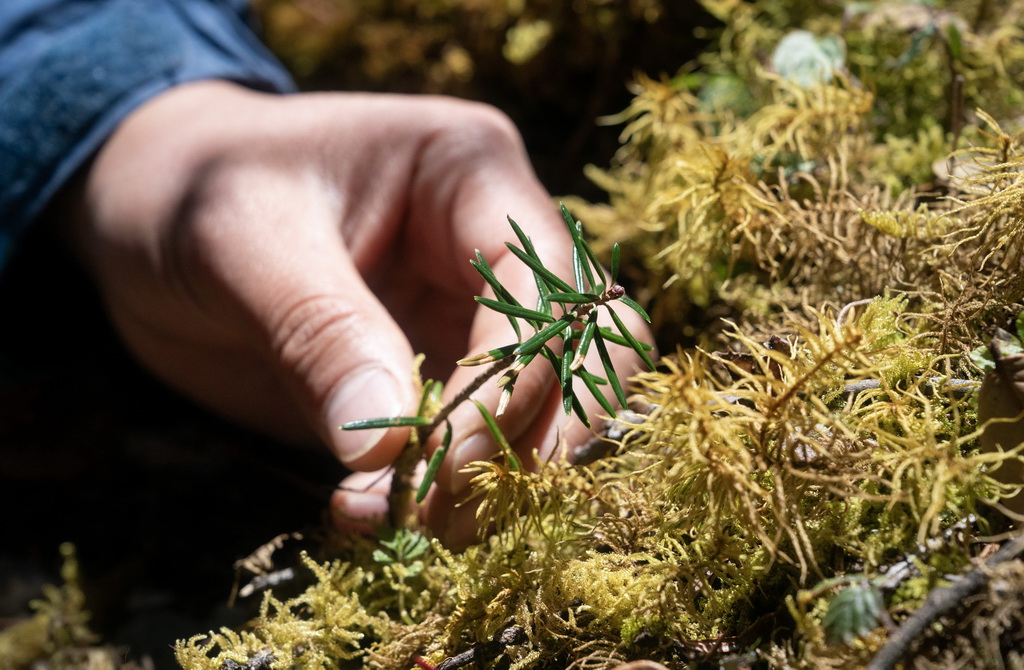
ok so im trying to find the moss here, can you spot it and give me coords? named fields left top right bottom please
left=0, top=544, right=119, bottom=670
left=159, top=1, right=1024, bottom=668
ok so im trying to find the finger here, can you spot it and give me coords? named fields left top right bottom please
left=421, top=486, right=483, bottom=549
left=394, top=108, right=585, bottom=493
left=331, top=468, right=392, bottom=533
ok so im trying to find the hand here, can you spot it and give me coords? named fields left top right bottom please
left=63, top=81, right=651, bottom=545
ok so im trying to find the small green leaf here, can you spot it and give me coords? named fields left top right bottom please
left=539, top=344, right=562, bottom=374
left=502, top=222, right=557, bottom=312
left=616, top=295, right=651, bottom=323
left=597, top=327, right=656, bottom=351
left=515, top=313, right=577, bottom=357
left=577, top=367, right=616, bottom=416
left=505, top=242, right=575, bottom=293
left=545, top=292, right=600, bottom=304
left=610, top=243, right=621, bottom=283
left=378, top=528, right=430, bottom=561
left=971, top=344, right=997, bottom=373
left=472, top=252, right=524, bottom=337
left=571, top=312, right=599, bottom=370
left=506, top=215, right=542, bottom=261
left=561, top=330, right=575, bottom=415
left=595, top=331, right=628, bottom=408
left=505, top=218, right=568, bottom=297
left=536, top=292, right=552, bottom=318
left=475, top=296, right=556, bottom=323
left=416, top=420, right=452, bottom=503
left=572, top=243, right=586, bottom=293
left=371, top=549, right=394, bottom=564
left=416, top=379, right=443, bottom=417
left=580, top=231, right=606, bottom=289
left=341, top=416, right=431, bottom=430
left=561, top=204, right=598, bottom=290
left=470, top=252, right=518, bottom=307
left=535, top=346, right=590, bottom=428
left=821, top=580, right=884, bottom=645
left=946, top=21, right=962, bottom=61
left=471, top=400, right=520, bottom=470
left=609, top=308, right=656, bottom=370
left=569, top=392, right=590, bottom=427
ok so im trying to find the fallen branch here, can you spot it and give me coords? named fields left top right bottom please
left=866, top=531, right=1024, bottom=670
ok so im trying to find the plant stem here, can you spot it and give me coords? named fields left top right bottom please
left=388, top=357, right=517, bottom=528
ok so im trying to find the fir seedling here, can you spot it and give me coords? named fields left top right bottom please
left=341, top=203, right=654, bottom=526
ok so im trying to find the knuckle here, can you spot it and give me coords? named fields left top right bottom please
left=434, top=99, right=526, bottom=160
left=460, top=103, right=524, bottom=151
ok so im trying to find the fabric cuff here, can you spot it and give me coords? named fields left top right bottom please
left=0, top=0, right=296, bottom=266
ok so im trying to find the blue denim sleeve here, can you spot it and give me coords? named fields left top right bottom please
left=0, top=0, right=297, bottom=267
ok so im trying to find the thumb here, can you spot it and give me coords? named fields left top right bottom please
left=267, top=262, right=418, bottom=471
left=203, top=198, right=418, bottom=471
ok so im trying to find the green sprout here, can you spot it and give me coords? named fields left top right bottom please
left=341, top=203, right=655, bottom=526
left=372, top=528, right=430, bottom=624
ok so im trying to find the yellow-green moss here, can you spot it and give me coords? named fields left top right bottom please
left=0, top=544, right=119, bottom=670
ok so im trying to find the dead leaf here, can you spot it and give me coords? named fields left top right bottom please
left=979, top=330, right=1024, bottom=513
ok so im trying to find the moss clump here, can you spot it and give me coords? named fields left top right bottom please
left=0, top=544, right=120, bottom=670
left=171, top=312, right=1019, bottom=668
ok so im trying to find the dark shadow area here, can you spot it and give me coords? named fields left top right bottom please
left=0, top=225, right=345, bottom=667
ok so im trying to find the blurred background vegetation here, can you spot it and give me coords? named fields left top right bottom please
left=249, top=0, right=716, bottom=199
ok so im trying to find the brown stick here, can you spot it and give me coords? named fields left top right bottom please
left=866, top=532, right=1024, bottom=670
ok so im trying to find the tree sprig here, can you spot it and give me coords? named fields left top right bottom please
left=340, top=203, right=654, bottom=527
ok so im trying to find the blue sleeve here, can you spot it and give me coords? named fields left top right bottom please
left=0, top=0, right=297, bottom=268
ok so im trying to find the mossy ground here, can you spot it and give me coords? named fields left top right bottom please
left=5, top=1, right=1024, bottom=669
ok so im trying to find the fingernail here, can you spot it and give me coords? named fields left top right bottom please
left=330, top=491, right=388, bottom=533
left=450, top=432, right=497, bottom=495
left=329, top=367, right=407, bottom=464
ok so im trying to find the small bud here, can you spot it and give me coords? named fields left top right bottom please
left=607, top=284, right=626, bottom=300
left=458, top=352, right=494, bottom=366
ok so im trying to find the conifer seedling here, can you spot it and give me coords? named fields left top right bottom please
left=340, top=204, right=655, bottom=526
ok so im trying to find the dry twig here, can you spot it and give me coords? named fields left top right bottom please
left=866, top=532, right=1024, bottom=670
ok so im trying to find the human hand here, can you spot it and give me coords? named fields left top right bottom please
left=62, top=81, right=651, bottom=545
